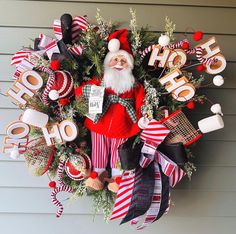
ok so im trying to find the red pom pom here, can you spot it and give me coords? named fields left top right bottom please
left=193, top=31, right=203, bottom=41
left=186, top=101, right=195, bottom=109
left=90, top=171, right=98, bottom=179
left=59, top=98, right=70, bottom=106
left=115, top=176, right=122, bottom=185
left=182, top=41, right=190, bottom=50
left=197, top=64, right=206, bottom=72
left=50, top=60, right=61, bottom=71
left=49, top=181, right=57, bottom=188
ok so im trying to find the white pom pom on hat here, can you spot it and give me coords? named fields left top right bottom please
left=108, top=38, right=120, bottom=52
left=49, top=90, right=60, bottom=100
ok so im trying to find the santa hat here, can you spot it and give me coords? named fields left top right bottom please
left=48, top=70, right=74, bottom=100
left=104, top=29, right=134, bottom=68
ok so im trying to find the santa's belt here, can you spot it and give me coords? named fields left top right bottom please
left=94, top=94, right=136, bottom=123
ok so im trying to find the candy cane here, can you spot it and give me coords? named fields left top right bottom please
left=140, top=45, right=156, bottom=59
left=166, top=39, right=189, bottom=49
left=37, top=66, right=55, bottom=105
left=51, top=185, right=73, bottom=218
left=51, top=160, right=73, bottom=218
left=186, top=47, right=218, bottom=65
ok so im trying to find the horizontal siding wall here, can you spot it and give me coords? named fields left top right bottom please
left=0, top=1, right=235, bottom=234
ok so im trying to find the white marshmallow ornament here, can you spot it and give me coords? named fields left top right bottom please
left=10, top=145, right=20, bottom=160
left=210, top=104, right=223, bottom=116
left=158, top=34, right=170, bottom=47
left=108, top=38, right=120, bottom=52
left=213, top=75, right=224, bottom=86
left=198, top=114, right=224, bottom=134
left=22, top=109, right=49, bottom=128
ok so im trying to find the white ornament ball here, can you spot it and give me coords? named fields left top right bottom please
left=108, top=38, right=120, bottom=52
left=158, top=34, right=170, bottom=47
left=10, top=147, right=20, bottom=160
left=213, top=75, right=224, bottom=86
left=211, top=104, right=223, bottom=116
left=138, top=117, right=150, bottom=129
left=49, top=90, right=59, bottom=100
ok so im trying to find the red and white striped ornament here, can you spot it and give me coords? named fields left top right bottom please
left=65, top=154, right=91, bottom=181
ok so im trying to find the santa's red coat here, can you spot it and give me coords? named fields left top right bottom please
left=75, top=77, right=145, bottom=138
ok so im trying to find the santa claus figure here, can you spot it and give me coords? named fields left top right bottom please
left=75, top=29, right=145, bottom=192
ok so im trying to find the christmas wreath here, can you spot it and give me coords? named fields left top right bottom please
left=2, top=9, right=226, bottom=230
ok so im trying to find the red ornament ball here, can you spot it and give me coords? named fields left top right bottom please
left=193, top=31, right=203, bottom=41
left=115, top=176, right=122, bottom=185
left=50, top=60, right=61, bottom=71
left=49, top=181, right=57, bottom=188
left=182, top=41, right=190, bottom=50
left=186, top=101, right=195, bottom=109
left=90, top=171, right=98, bottom=179
left=197, top=64, right=206, bottom=72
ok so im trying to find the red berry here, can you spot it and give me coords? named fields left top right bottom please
left=49, top=181, right=57, bottom=188
left=59, top=97, right=70, bottom=106
left=115, top=176, right=122, bottom=185
left=90, top=171, right=98, bottom=179
left=182, top=41, right=190, bottom=50
left=186, top=101, right=195, bottom=109
left=50, top=60, right=61, bottom=71
left=193, top=31, right=203, bottom=41
left=197, top=64, right=206, bottom=72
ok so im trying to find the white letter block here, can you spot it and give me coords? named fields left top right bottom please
left=6, top=121, right=30, bottom=139
left=159, top=69, right=188, bottom=93
left=3, top=137, right=28, bottom=153
left=148, top=45, right=170, bottom=67
left=172, top=83, right=195, bottom=102
left=7, top=82, right=34, bottom=105
left=59, top=120, right=78, bottom=142
left=205, top=54, right=227, bottom=74
left=167, top=49, right=187, bottom=68
left=199, top=37, right=220, bottom=59
left=20, top=70, right=43, bottom=91
left=42, top=125, right=62, bottom=146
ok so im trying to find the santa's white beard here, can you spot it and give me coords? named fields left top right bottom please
left=103, top=67, right=135, bottom=94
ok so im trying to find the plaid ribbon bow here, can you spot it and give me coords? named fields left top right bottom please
left=94, top=94, right=136, bottom=123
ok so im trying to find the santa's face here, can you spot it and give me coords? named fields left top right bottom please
left=104, top=53, right=135, bottom=94
left=108, top=55, right=129, bottom=71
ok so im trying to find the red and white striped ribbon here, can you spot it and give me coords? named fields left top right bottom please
left=71, top=16, right=89, bottom=43
left=38, top=34, right=54, bottom=50
left=131, top=164, right=162, bottom=230
left=53, top=19, right=62, bottom=40
left=51, top=160, right=73, bottom=218
left=140, top=119, right=170, bottom=144
left=67, top=44, right=83, bottom=57
left=11, top=49, right=32, bottom=67
left=110, top=171, right=136, bottom=220
left=45, top=40, right=60, bottom=59
left=186, top=47, right=218, bottom=65
left=37, top=66, right=55, bottom=105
